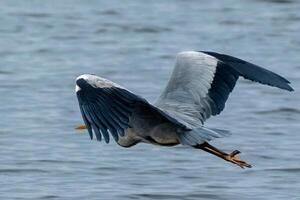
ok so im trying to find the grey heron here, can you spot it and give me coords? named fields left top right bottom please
left=75, top=51, right=293, bottom=168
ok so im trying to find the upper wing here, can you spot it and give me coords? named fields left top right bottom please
left=155, top=51, right=293, bottom=128
left=76, top=74, right=188, bottom=143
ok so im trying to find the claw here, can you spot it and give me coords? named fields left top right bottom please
left=226, top=152, right=252, bottom=168
left=230, top=150, right=241, bottom=157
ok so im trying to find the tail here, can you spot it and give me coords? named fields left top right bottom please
left=177, top=127, right=231, bottom=146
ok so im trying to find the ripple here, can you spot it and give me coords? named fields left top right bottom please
left=0, top=168, right=48, bottom=174
left=14, top=159, right=84, bottom=165
left=10, top=12, right=52, bottom=18
left=33, top=48, right=53, bottom=54
left=257, top=155, right=276, bottom=160
left=0, top=70, right=12, bottom=75
left=206, top=185, right=230, bottom=189
left=102, top=23, right=172, bottom=33
left=219, top=20, right=250, bottom=26
left=131, top=193, right=185, bottom=200
left=32, top=159, right=84, bottom=164
left=265, top=131, right=285, bottom=136
left=159, top=55, right=173, bottom=60
left=187, top=193, right=226, bottom=199
left=94, top=166, right=124, bottom=171
left=96, top=10, right=120, bottom=16
left=136, top=169, right=171, bottom=175
left=133, top=26, right=172, bottom=33
left=94, top=28, right=108, bottom=34
left=51, top=35, right=82, bottom=41
left=265, top=167, right=300, bottom=173
left=286, top=15, right=300, bottom=22
left=91, top=40, right=118, bottom=45
left=255, top=107, right=300, bottom=115
left=130, top=193, right=225, bottom=200
left=180, top=175, right=201, bottom=180
left=40, top=195, right=60, bottom=199
left=256, top=0, right=294, bottom=3
left=0, top=25, right=23, bottom=33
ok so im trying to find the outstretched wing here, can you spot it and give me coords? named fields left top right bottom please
left=76, top=74, right=188, bottom=143
left=155, top=51, right=293, bottom=128
left=201, top=51, right=293, bottom=91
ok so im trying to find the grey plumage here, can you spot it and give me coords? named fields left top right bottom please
left=75, top=51, right=293, bottom=148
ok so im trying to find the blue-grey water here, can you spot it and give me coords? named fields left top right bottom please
left=1, top=0, right=300, bottom=199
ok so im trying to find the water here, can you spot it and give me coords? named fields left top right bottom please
left=1, top=0, right=300, bottom=199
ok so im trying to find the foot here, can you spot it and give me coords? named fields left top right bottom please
left=225, top=150, right=252, bottom=168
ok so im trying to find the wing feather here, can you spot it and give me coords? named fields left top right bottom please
left=202, top=51, right=293, bottom=91
left=79, top=105, right=93, bottom=139
left=155, top=51, right=293, bottom=128
left=84, top=105, right=103, bottom=141
left=76, top=74, right=189, bottom=143
left=89, top=103, right=111, bottom=142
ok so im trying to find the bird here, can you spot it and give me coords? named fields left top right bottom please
left=75, top=51, right=293, bottom=168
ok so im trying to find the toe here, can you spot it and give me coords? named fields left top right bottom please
left=230, top=150, right=241, bottom=157
left=231, top=157, right=252, bottom=168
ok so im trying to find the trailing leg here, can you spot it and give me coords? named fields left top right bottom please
left=194, top=142, right=252, bottom=168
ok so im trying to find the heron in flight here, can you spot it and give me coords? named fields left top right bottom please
left=75, top=51, right=293, bottom=168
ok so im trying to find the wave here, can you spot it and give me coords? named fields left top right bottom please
left=0, top=168, right=48, bottom=174
left=265, top=167, right=300, bottom=173
left=255, top=107, right=300, bottom=115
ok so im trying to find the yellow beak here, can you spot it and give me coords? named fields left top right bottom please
left=75, top=124, right=87, bottom=130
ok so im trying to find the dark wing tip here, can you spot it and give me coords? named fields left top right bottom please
left=269, top=82, right=294, bottom=92
left=199, top=50, right=294, bottom=92
left=285, top=84, right=294, bottom=92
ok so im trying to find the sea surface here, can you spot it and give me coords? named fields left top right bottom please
left=0, top=0, right=300, bottom=199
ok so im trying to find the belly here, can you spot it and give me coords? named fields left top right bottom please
left=117, top=128, right=142, bottom=148
left=117, top=123, right=180, bottom=147
left=146, top=123, right=180, bottom=146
